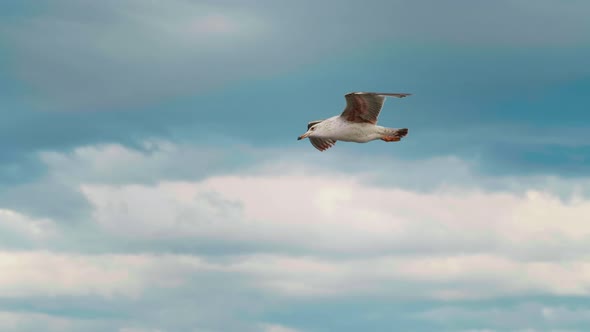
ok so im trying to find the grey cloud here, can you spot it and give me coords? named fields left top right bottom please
left=36, top=141, right=239, bottom=185
left=417, top=302, right=590, bottom=331
left=0, top=0, right=589, bottom=182
left=1, top=142, right=590, bottom=332
left=0, top=253, right=294, bottom=332
left=0, top=179, right=92, bottom=222
left=3, top=0, right=279, bottom=111
left=0, top=141, right=255, bottom=222
left=4, top=141, right=590, bottom=256
left=3, top=0, right=589, bottom=112
left=2, top=2, right=590, bottom=331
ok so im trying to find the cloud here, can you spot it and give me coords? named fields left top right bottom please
left=3, top=0, right=269, bottom=111
left=73, top=147, right=590, bottom=261
left=4, top=250, right=590, bottom=329
left=418, top=302, right=590, bottom=331
left=262, top=323, right=303, bottom=332
left=0, top=140, right=253, bottom=220
left=2, top=2, right=589, bottom=331
left=4, top=140, right=590, bottom=253
left=210, top=254, right=590, bottom=300
left=0, top=178, right=93, bottom=222
left=0, top=251, right=153, bottom=298
left=0, top=311, right=106, bottom=332
left=0, top=209, right=57, bottom=247
left=3, top=0, right=589, bottom=112
left=1, top=141, right=590, bottom=331
left=37, top=140, right=236, bottom=185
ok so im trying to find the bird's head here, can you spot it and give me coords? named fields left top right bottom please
left=297, top=123, right=321, bottom=140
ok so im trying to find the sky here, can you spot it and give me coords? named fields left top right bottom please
left=1, top=0, right=590, bottom=331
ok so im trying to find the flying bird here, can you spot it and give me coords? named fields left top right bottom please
left=297, top=92, right=411, bottom=151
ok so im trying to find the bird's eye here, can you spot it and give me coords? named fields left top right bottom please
left=311, top=127, right=315, bottom=131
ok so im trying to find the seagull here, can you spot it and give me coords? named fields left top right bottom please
left=297, top=92, right=411, bottom=151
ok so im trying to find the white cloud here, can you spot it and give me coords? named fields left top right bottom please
left=0, top=209, right=57, bottom=241
left=0, top=251, right=146, bottom=298
left=38, top=140, right=230, bottom=185
left=0, top=251, right=230, bottom=299
left=261, top=323, right=303, bottom=332
left=2, top=141, right=590, bottom=330
left=220, top=253, right=590, bottom=300
left=31, top=141, right=582, bottom=301
left=77, top=155, right=590, bottom=260
left=0, top=311, right=165, bottom=332
left=2, top=250, right=590, bottom=330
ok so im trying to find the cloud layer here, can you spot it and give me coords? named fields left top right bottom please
left=1, top=141, right=589, bottom=331
left=2, top=1, right=589, bottom=331
left=4, top=0, right=590, bottom=111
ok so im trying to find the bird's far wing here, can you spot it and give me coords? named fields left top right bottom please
left=340, top=92, right=411, bottom=124
left=309, top=137, right=336, bottom=152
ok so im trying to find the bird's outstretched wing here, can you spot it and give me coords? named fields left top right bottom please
left=340, top=92, right=411, bottom=124
left=309, top=137, right=336, bottom=152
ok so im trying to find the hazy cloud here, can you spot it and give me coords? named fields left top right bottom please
left=1, top=1, right=589, bottom=331
left=0, top=140, right=589, bottom=331
left=3, top=0, right=589, bottom=111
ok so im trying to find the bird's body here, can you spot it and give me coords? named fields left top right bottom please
left=298, top=92, right=411, bottom=151
left=307, top=115, right=389, bottom=142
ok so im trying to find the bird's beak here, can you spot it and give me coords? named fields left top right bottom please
left=297, top=131, right=311, bottom=140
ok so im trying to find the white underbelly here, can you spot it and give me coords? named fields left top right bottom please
left=330, top=122, right=382, bottom=143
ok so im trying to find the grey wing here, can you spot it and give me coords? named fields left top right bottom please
left=309, top=137, right=336, bottom=152
left=340, top=92, right=411, bottom=124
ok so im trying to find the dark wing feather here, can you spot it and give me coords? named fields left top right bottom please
left=309, top=138, right=336, bottom=152
left=340, top=92, right=411, bottom=124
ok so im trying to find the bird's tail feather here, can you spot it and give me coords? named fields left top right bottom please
left=380, top=128, right=408, bottom=142
left=385, top=128, right=409, bottom=139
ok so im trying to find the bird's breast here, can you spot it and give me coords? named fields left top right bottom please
left=326, top=120, right=378, bottom=143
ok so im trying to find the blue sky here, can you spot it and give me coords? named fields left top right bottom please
left=1, top=1, right=590, bottom=331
